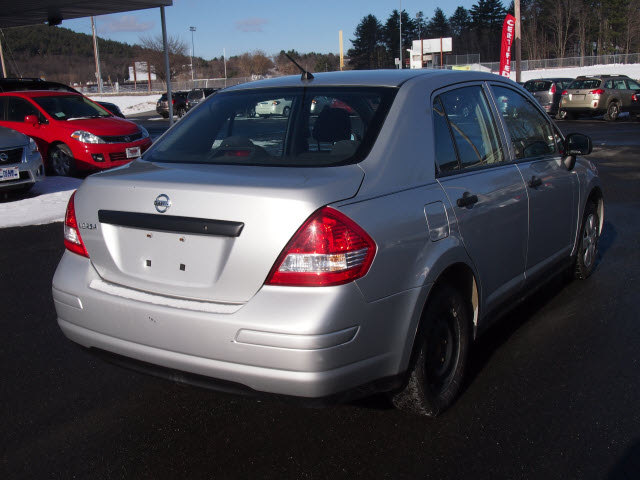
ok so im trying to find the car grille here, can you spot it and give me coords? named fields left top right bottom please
left=100, top=132, right=143, bottom=144
left=0, top=147, right=23, bottom=164
left=110, top=152, right=128, bottom=162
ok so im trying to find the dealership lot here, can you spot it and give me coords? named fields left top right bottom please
left=1, top=118, right=639, bottom=478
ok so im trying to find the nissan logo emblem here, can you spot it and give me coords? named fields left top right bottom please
left=154, top=194, right=171, bottom=213
left=124, top=136, right=130, bottom=142
left=0, top=152, right=7, bottom=162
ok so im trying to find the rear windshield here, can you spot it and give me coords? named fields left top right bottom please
left=568, top=79, right=601, bottom=90
left=143, top=86, right=397, bottom=167
left=524, top=81, right=552, bottom=92
left=188, top=90, right=205, bottom=101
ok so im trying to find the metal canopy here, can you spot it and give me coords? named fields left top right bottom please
left=0, top=0, right=172, bottom=28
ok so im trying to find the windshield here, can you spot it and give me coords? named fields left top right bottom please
left=33, top=95, right=111, bottom=120
left=143, top=86, right=397, bottom=167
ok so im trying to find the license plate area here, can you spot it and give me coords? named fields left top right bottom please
left=0, top=166, right=19, bottom=182
left=126, top=146, right=141, bottom=158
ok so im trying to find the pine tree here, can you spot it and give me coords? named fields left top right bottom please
left=347, top=14, right=386, bottom=70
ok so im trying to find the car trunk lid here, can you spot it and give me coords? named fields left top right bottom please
left=74, top=160, right=364, bottom=304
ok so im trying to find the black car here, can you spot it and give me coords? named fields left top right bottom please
left=187, top=88, right=219, bottom=111
left=0, top=78, right=126, bottom=118
left=523, top=78, right=574, bottom=116
left=156, top=91, right=189, bottom=118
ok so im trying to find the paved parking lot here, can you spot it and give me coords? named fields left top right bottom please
left=1, top=118, right=639, bottom=479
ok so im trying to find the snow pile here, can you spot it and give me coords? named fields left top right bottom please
left=88, top=94, right=159, bottom=115
left=518, top=63, right=640, bottom=81
left=0, top=177, right=81, bottom=228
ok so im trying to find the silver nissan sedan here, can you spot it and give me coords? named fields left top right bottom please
left=52, top=70, right=602, bottom=416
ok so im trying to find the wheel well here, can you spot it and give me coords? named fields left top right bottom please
left=587, top=187, right=604, bottom=235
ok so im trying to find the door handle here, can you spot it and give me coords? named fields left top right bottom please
left=456, top=191, right=479, bottom=208
left=528, top=176, right=543, bottom=188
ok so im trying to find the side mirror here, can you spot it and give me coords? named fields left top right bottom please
left=24, top=115, right=40, bottom=127
left=562, top=133, right=592, bottom=171
left=565, top=133, right=592, bottom=156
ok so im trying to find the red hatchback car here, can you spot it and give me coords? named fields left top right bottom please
left=0, top=91, right=152, bottom=176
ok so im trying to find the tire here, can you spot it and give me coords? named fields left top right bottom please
left=160, top=112, right=169, bottom=119
left=574, top=200, right=599, bottom=279
left=604, top=102, right=620, bottom=121
left=177, top=107, right=186, bottom=118
left=282, top=106, right=291, bottom=118
left=557, top=109, right=575, bottom=120
left=49, top=144, right=76, bottom=177
left=392, top=284, right=471, bottom=417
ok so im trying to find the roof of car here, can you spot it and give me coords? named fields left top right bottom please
left=224, top=69, right=502, bottom=91
left=525, top=78, right=573, bottom=82
left=0, top=90, right=80, bottom=98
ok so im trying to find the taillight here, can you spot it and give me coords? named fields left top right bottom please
left=589, top=89, right=605, bottom=95
left=549, top=83, right=556, bottom=94
left=632, top=94, right=638, bottom=101
left=64, top=191, right=89, bottom=258
left=561, top=90, right=568, bottom=95
left=171, top=99, right=175, bottom=104
left=265, top=207, right=376, bottom=287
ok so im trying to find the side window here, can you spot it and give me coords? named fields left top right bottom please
left=6, top=97, right=39, bottom=122
left=491, top=85, right=556, bottom=160
left=613, top=79, right=626, bottom=89
left=432, top=97, right=459, bottom=173
left=626, top=80, right=640, bottom=91
left=604, top=80, right=613, bottom=89
left=438, top=86, right=504, bottom=169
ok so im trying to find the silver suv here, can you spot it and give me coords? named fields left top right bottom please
left=52, top=71, right=602, bottom=416
left=558, top=74, right=640, bottom=121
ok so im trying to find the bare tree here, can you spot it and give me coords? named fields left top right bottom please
left=138, top=34, right=188, bottom=81
left=622, top=0, right=640, bottom=54
left=546, top=0, right=575, bottom=61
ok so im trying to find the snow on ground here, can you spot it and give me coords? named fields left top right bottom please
left=88, top=94, right=159, bottom=115
left=0, top=177, right=81, bottom=228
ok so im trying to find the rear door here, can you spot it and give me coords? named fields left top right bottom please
left=433, top=84, right=528, bottom=313
left=489, top=84, right=577, bottom=283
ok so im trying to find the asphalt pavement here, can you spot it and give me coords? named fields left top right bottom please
left=1, top=118, right=639, bottom=479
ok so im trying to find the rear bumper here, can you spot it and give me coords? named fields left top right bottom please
left=53, top=251, right=426, bottom=398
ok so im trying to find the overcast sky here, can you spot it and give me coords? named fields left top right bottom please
left=62, top=0, right=478, bottom=59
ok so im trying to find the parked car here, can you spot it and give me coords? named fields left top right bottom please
left=558, top=74, right=640, bottom=121
left=255, top=98, right=292, bottom=117
left=156, top=91, right=188, bottom=119
left=187, top=88, right=218, bottom=111
left=0, top=126, right=44, bottom=193
left=523, top=78, right=573, bottom=116
left=52, top=70, right=601, bottom=417
left=0, top=91, right=152, bottom=176
left=0, top=78, right=126, bottom=118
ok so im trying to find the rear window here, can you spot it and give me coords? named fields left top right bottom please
left=568, top=79, right=601, bottom=90
left=188, top=90, right=205, bottom=101
left=524, top=81, right=551, bottom=93
left=143, top=87, right=397, bottom=167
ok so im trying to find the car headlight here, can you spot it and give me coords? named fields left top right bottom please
left=28, top=137, right=38, bottom=153
left=71, top=130, right=105, bottom=144
left=139, top=125, right=149, bottom=139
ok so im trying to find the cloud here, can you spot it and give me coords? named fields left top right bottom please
left=235, top=18, right=268, bottom=33
left=99, top=15, right=155, bottom=33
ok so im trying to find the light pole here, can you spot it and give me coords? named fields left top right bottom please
left=190, top=26, right=196, bottom=81
left=398, top=1, right=402, bottom=69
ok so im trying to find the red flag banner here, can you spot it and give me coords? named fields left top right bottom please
left=500, top=14, right=516, bottom=78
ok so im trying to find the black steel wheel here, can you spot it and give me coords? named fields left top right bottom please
left=282, top=106, right=291, bottom=118
left=392, top=284, right=471, bottom=417
left=49, top=144, right=76, bottom=177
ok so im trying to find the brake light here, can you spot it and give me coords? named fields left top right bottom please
left=589, top=89, right=605, bottom=96
left=632, top=94, right=638, bottom=101
left=549, top=83, right=556, bottom=94
left=266, top=207, right=376, bottom=287
left=561, top=90, right=568, bottom=95
left=171, top=99, right=175, bottom=104
left=64, top=191, right=89, bottom=258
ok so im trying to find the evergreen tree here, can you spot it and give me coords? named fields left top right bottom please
left=347, top=14, right=386, bottom=70
left=383, top=10, right=417, bottom=67
left=427, top=8, right=451, bottom=38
